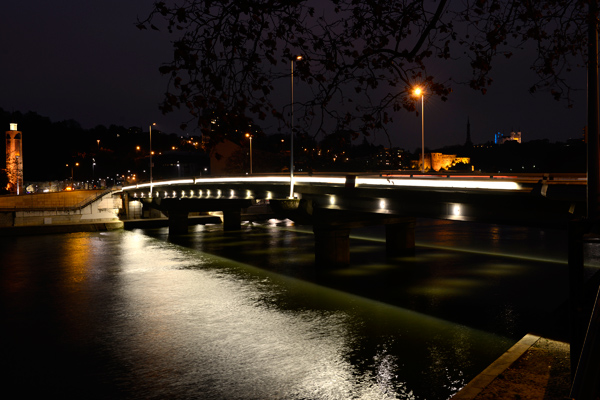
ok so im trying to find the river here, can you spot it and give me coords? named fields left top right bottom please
left=0, top=218, right=586, bottom=399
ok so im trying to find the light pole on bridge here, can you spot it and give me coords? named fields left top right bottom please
left=413, top=87, right=425, bottom=173
left=290, top=55, right=302, bottom=198
left=245, top=133, right=253, bottom=174
left=149, top=123, right=156, bottom=196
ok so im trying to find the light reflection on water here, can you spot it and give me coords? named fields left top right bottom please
left=109, top=228, right=512, bottom=399
left=1, top=217, right=585, bottom=399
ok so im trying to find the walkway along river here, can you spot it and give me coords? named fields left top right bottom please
left=1, top=218, right=592, bottom=399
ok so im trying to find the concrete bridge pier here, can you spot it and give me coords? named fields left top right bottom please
left=385, top=220, right=416, bottom=256
left=312, top=208, right=416, bottom=267
left=314, top=227, right=351, bottom=266
left=222, top=209, right=242, bottom=231
left=167, top=211, right=189, bottom=235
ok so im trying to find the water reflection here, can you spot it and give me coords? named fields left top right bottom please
left=1, top=218, right=577, bottom=399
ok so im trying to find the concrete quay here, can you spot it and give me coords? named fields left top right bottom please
left=0, top=190, right=107, bottom=209
left=0, top=190, right=122, bottom=228
left=452, top=334, right=571, bottom=400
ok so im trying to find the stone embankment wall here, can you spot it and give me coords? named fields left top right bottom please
left=0, top=190, right=105, bottom=209
left=0, top=190, right=122, bottom=227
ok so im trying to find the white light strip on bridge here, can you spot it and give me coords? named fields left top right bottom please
left=356, top=177, right=521, bottom=190
left=123, top=175, right=520, bottom=192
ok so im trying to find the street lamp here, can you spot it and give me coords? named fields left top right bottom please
left=290, top=55, right=302, bottom=198
left=149, top=123, right=156, bottom=195
left=413, top=87, right=425, bottom=173
left=67, top=162, right=79, bottom=187
left=245, top=133, right=253, bottom=174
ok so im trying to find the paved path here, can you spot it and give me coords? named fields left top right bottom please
left=452, top=334, right=571, bottom=400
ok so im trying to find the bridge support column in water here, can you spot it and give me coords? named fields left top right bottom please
left=312, top=208, right=416, bottom=267
left=314, top=226, right=351, bottom=266
left=168, top=210, right=189, bottom=235
left=385, top=218, right=416, bottom=256
left=222, top=209, right=242, bottom=231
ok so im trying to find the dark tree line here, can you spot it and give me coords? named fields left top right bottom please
left=0, top=108, right=186, bottom=183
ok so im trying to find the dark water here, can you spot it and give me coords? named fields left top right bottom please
left=0, top=218, right=588, bottom=399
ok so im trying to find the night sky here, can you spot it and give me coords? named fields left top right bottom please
left=1, top=1, right=588, bottom=152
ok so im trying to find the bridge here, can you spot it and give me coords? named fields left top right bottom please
left=121, top=172, right=586, bottom=266
left=122, top=171, right=600, bottom=398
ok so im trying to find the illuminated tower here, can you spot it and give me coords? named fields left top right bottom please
left=6, top=123, right=23, bottom=195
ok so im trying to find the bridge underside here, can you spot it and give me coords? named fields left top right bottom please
left=123, top=175, right=585, bottom=267
left=141, top=197, right=253, bottom=234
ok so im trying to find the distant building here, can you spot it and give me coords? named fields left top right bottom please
left=375, top=147, right=406, bottom=169
left=413, top=153, right=471, bottom=172
left=495, top=131, right=521, bottom=144
left=5, top=123, right=23, bottom=194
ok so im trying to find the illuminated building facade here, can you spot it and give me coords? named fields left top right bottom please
left=413, top=153, right=471, bottom=172
left=6, top=123, right=23, bottom=195
left=495, top=131, right=522, bottom=144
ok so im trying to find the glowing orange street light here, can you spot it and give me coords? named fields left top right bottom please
left=67, top=162, right=79, bottom=186
left=413, top=87, right=425, bottom=173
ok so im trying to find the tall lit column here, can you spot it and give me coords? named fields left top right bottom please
left=413, top=87, right=425, bottom=173
left=290, top=55, right=302, bottom=198
left=5, top=123, right=23, bottom=195
left=149, top=123, right=156, bottom=196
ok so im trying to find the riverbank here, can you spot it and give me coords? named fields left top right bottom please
left=0, top=220, right=124, bottom=236
left=452, top=334, right=571, bottom=400
left=0, top=212, right=276, bottom=236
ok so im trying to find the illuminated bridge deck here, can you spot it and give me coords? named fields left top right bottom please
left=122, top=173, right=586, bottom=226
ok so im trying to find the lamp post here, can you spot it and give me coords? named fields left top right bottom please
left=290, top=55, right=302, bottom=198
left=149, top=123, right=155, bottom=195
left=413, top=87, right=425, bottom=173
left=245, top=133, right=253, bottom=174
left=67, top=162, right=79, bottom=187
left=15, top=155, right=20, bottom=195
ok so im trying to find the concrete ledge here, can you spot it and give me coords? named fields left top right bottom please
left=0, top=221, right=124, bottom=236
left=451, top=333, right=541, bottom=399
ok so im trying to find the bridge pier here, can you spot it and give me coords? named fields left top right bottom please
left=222, top=209, right=242, bottom=231
left=168, top=211, right=189, bottom=235
left=386, top=221, right=416, bottom=256
left=314, top=227, right=351, bottom=266
left=312, top=208, right=415, bottom=267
